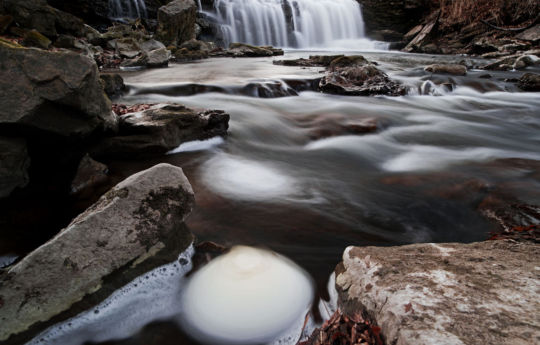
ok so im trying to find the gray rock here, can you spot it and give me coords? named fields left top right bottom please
left=91, top=104, right=229, bottom=158
left=140, top=39, right=166, bottom=53
left=146, top=47, right=170, bottom=68
left=0, top=137, right=30, bottom=198
left=156, top=0, right=198, bottom=46
left=404, top=16, right=438, bottom=52
left=0, top=163, right=195, bottom=342
left=0, top=45, right=117, bottom=137
left=424, top=64, right=467, bottom=76
left=226, top=43, right=284, bottom=57
left=336, top=240, right=540, bottom=345
left=513, top=55, right=540, bottom=70
left=515, top=24, right=540, bottom=43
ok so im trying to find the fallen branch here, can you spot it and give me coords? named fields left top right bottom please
left=480, top=15, right=539, bottom=32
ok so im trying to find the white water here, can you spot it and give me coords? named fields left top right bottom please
left=109, top=0, right=147, bottom=19
left=208, top=0, right=366, bottom=48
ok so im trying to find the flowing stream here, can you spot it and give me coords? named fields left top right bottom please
left=205, top=0, right=367, bottom=48
left=23, top=49, right=540, bottom=345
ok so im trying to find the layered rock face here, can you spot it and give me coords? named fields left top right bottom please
left=0, top=163, right=195, bottom=343
left=0, top=45, right=117, bottom=137
left=336, top=240, right=540, bottom=345
left=356, top=0, right=431, bottom=36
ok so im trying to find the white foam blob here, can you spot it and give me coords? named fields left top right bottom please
left=167, top=136, right=225, bottom=154
left=26, top=245, right=195, bottom=345
left=180, top=246, right=314, bottom=345
left=201, top=154, right=299, bottom=201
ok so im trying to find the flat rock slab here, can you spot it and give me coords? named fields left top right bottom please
left=0, top=163, right=194, bottom=342
left=336, top=240, right=540, bottom=345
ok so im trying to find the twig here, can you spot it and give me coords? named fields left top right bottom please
left=480, top=15, right=539, bottom=32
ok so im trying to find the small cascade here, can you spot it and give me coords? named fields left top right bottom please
left=206, top=0, right=366, bottom=48
left=109, top=0, right=148, bottom=19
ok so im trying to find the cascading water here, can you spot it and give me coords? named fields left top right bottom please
left=207, top=0, right=367, bottom=48
left=109, top=0, right=148, bottom=19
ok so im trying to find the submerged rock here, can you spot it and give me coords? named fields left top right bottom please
left=518, top=72, right=540, bottom=91
left=336, top=240, right=540, bottom=345
left=91, top=104, right=229, bottom=158
left=0, top=163, right=195, bottom=343
left=0, top=45, right=117, bottom=137
left=156, top=0, right=197, bottom=47
left=0, top=137, right=30, bottom=198
left=424, top=63, right=467, bottom=76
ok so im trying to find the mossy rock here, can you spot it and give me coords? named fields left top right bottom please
left=22, top=29, right=51, bottom=50
left=329, top=55, right=369, bottom=69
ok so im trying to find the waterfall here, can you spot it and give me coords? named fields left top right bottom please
left=109, top=0, right=148, bottom=19
left=207, top=0, right=366, bottom=48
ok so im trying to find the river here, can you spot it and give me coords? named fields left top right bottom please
left=22, top=49, right=540, bottom=345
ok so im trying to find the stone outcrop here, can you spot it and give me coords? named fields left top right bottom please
left=0, top=163, right=195, bottom=343
left=91, top=104, right=229, bottom=157
left=156, top=0, right=198, bottom=47
left=0, top=137, right=30, bottom=198
left=0, top=45, right=117, bottom=137
left=336, top=240, right=540, bottom=345
left=319, top=56, right=406, bottom=96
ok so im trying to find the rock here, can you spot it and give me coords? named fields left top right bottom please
left=46, top=0, right=110, bottom=27
left=0, top=45, right=117, bottom=137
left=146, top=47, right=170, bottom=68
left=156, top=0, right=198, bottom=46
left=100, top=73, right=126, bottom=99
left=319, top=56, right=406, bottom=96
left=108, top=37, right=141, bottom=59
left=21, top=29, right=51, bottom=49
left=404, top=13, right=439, bottom=52
left=273, top=55, right=344, bottom=67
left=515, top=24, right=540, bottom=43
left=173, top=47, right=208, bottom=62
left=371, top=29, right=403, bottom=42
left=226, top=43, right=284, bottom=57
left=3, top=0, right=86, bottom=39
left=518, top=72, right=540, bottom=92
left=424, top=64, right=467, bottom=76
left=91, top=104, right=229, bottom=158
left=70, top=154, right=108, bottom=195
left=0, top=163, right=195, bottom=342
left=140, top=39, right=166, bottom=53
left=0, top=15, right=13, bottom=34
left=470, top=37, right=499, bottom=55
left=0, top=137, right=30, bottom=198
left=297, top=113, right=380, bottom=140
left=336, top=240, right=540, bottom=345
left=482, top=54, right=520, bottom=71
left=53, top=34, right=77, bottom=49
left=513, top=55, right=540, bottom=70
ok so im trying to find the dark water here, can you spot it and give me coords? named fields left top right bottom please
left=6, top=50, right=540, bottom=345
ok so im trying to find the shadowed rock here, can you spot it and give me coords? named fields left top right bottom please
left=156, top=0, right=197, bottom=46
left=0, top=45, right=117, bottom=137
left=336, top=240, right=540, bottom=345
left=0, top=163, right=195, bottom=342
left=0, top=137, right=30, bottom=198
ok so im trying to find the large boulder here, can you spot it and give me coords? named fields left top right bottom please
left=0, top=45, right=117, bottom=137
left=91, top=104, right=229, bottom=158
left=336, top=240, right=540, bottom=345
left=319, top=56, right=406, bottom=96
left=0, top=137, right=30, bottom=198
left=0, top=163, right=195, bottom=343
left=156, top=0, right=198, bottom=46
left=3, top=0, right=86, bottom=38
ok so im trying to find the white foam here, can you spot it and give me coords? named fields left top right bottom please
left=201, top=154, right=300, bottom=201
left=26, top=245, right=195, bottom=345
left=180, top=246, right=314, bottom=345
left=166, top=136, right=225, bottom=154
